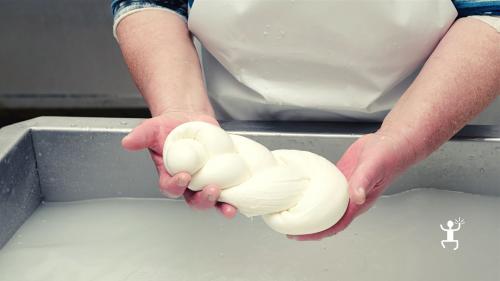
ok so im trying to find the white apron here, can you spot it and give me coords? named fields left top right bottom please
left=188, top=0, right=457, bottom=121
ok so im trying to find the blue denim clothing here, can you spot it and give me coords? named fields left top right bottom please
left=453, top=0, right=500, bottom=16
left=111, top=0, right=500, bottom=21
left=111, top=0, right=191, bottom=20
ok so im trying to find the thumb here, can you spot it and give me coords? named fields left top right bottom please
left=347, top=159, right=383, bottom=205
left=122, top=119, right=159, bottom=151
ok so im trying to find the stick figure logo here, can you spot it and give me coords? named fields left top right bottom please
left=440, top=217, right=465, bottom=250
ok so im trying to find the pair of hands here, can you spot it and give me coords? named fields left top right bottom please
left=122, top=112, right=415, bottom=240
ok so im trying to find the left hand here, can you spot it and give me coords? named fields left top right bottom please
left=289, top=131, right=417, bottom=241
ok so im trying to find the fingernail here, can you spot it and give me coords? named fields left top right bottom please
left=207, top=194, right=216, bottom=202
left=160, top=189, right=175, bottom=198
left=355, top=187, right=366, bottom=204
left=176, top=176, right=189, bottom=187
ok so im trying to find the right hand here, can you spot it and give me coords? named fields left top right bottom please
left=121, top=111, right=237, bottom=218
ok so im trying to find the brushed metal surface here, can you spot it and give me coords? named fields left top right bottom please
left=0, top=116, right=499, bottom=248
left=0, top=127, right=41, bottom=248
left=1, top=191, right=499, bottom=281
left=27, top=117, right=500, bottom=201
left=0, top=116, right=499, bottom=280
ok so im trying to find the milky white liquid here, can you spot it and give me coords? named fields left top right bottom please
left=0, top=189, right=498, bottom=281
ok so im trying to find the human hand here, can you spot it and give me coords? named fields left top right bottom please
left=289, top=131, right=417, bottom=241
left=121, top=111, right=237, bottom=218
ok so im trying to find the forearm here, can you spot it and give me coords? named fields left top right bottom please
left=116, top=10, right=214, bottom=117
left=380, top=17, right=500, bottom=163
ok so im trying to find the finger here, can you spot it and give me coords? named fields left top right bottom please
left=336, top=136, right=370, bottom=178
left=216, top=203, right=238, bottom=219
left=122, top=119, right=159, bottom=151
left=336, top=146, right=361, bottom=179
left=149, top=149, right=168, bottom=175
left=159, top=172, right=191, bottom=198
left=184, top=184, right=220, bottom=210
left=149, top=150, right=180, bottom=197
left=347, top=160, right=383, bottom=205
left=148, top=150, right=190, bottom=198
left=288, top=201, right=359, bottom=241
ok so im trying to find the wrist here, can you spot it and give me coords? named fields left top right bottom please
left=152, top=106, right=219, bottom=127
left=149, top=95, right=215, bottom=118
left=374, top=126, right=421, bottom=169
left=379, top=113, right=453, bottom=164
left=151, top=105, right=214, bottom=118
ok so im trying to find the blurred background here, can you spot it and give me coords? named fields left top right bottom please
left=0, top=0, right=498, bottom=127
left=0, top=0, right=149, bottom=127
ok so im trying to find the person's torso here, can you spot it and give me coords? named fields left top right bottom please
left=188, top=0, right=457, bottom=121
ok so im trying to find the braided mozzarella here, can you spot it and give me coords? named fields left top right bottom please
left=163, top=122, right=349, bottom=235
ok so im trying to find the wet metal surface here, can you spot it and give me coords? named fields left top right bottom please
left=0, top=117, right=499, bottom=273
left=0, top=130, right=41, bottom=248
left=25, top=117, right=500, bottom=201
left=0, top=190, right=499, bottom=281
